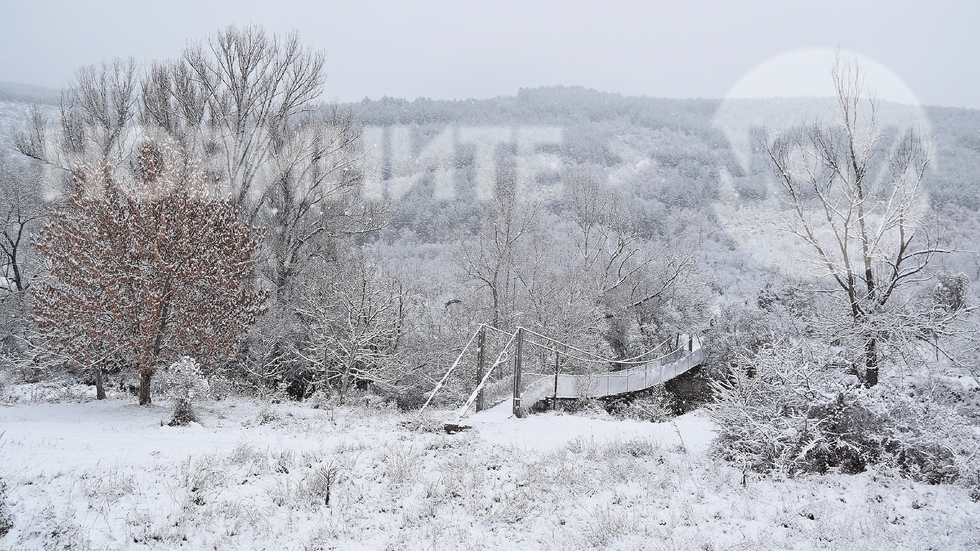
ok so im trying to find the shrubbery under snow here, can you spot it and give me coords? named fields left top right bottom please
left=155, top=357, right=210, bottom=426
left=706, top=341, right=980, bottom=489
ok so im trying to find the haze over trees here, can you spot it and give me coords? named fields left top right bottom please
left=0, top=26, right=978, bottom=502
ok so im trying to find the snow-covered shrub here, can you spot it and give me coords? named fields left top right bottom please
left=255, top=405, right=283, bottom=426
left=389, top=381, right=430, bottom=411
left=303, top=388, right=336, bottom=410
left=706, top=341, right=980, bottom=483
left=608, top=385, right=675, bottom=422
left=156, top=357, right=210, bottom=426
left=908, top=374, right=980, bottom=424
left=549, top=397, right=610, bottom=418
left=870, top=389, right=977, bottom=484
left=0, top=478, right=11, bottom=537
left=702, top=303, right=776, bottom=384
left=400, top=411, right=446, bottom=433
left=931, top=272, right=970, bottom=314
left=205, top=373, right=236, bottom=401
left=304, top=463, right=340, bottom=507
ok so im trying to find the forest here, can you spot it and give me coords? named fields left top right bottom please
left=1, top=25, right=980, bottom=549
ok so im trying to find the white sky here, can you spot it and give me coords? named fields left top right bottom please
left=1, top=0, right=978, bottom=108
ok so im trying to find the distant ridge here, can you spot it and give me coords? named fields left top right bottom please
left=0, top=82, right=61, bottom=105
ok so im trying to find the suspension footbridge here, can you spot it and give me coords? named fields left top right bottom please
left=421, top=325, right=705, bottom=425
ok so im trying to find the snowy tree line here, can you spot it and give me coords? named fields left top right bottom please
left=0, top=26, right=711, bottom=416
left=1, top=26, right=979, bottom=490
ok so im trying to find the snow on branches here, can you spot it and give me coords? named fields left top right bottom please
left=32, top=140, right=267, bottom=405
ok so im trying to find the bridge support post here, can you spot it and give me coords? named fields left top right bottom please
left=553, top=350, right=559, bottom=410
left=513, top=327, right=523, bottom=416
left=475, top=326, right=486, bottom=412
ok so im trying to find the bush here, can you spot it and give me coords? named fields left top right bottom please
left=608, top=385, right=675, bottom=422
left=0, top=479, right=12, bottom=537
left=706, top=341, right=980, bottom=484
left=157, top=357, right=210, bottom=426
left=305, top=463, right=341, bottom=507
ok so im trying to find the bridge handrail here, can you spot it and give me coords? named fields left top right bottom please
left=450, top=330, right=519, bottom=421
left=422, top=325, right=704, bottom=418
left=420, top=325, right=484, bottom=411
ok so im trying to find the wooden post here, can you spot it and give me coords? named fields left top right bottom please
left=513, top=327, right=523, bottom=416
left=553, top=349, right=559, bottom=410
left=475, top=326, right=486, bottom=412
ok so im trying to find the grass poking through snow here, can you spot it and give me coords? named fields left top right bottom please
left=0, top=395, right=978, bottom=549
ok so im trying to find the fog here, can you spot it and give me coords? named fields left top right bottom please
left=1, top=0, right=978, bottom=108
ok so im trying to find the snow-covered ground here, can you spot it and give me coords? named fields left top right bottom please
left=1, top=385, right=978, bottom=550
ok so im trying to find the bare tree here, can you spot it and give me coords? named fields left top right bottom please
left=16, top=58, right=139, bottom=176
left=560, top=167, right=704, bottom=358
left=259, top=106, right=382, bottom=298
left=293, top=251, right=415, bottom=401
left=563, top=166, right=647, bottom=299
left=0, top=154, right=44, bottom=295
left=454, top=168, right=540, bottom=330
left=175, top=26, right=326, bottom=211
left=763, top=55, right=944, bottom=386
left=155, top=26, right=381, bottom=299
left=454, top=163, right=704, bottom=367
left=0, top=154, right=45, bottom=357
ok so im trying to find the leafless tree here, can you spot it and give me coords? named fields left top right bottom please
left=454, top=167, right=540, bottom=330
left=293, top=251, right=416, bottom=401
left=454, top=164, right=704, bottom=373
left=763, top=55, right=946, bottom=386
left=563, top=166, right=647, bottom=298
left=0, top=154, right=45, bottom=356
left=15, top=58, right=139, bottom=178
left=176, top=26, right=325, bottom=211
left=259, top=105, right=382, bottom=298
left=0, top=154, right=44, bottom=295
left=140, top=27, right=381, bottom=298
left=559, top=167, right=705, bottom=358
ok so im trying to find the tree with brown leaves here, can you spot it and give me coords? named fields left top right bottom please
left=32, top=142, right=267, bottom=404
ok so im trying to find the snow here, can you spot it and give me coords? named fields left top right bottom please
left=467, top=399, right=715, bottom=455
left=1, top=387, right=979, bottom=549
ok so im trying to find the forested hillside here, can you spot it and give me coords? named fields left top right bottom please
left=3, top=77, right=980, bottom=396
left=2, top=25, right=980, bottom=548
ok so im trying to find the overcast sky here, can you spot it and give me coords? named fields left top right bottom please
left=1, top=0, right=978, bottom=109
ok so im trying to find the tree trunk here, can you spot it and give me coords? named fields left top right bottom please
left=864, top=338, right=878, bottom=388
left=139, top=369, right=153, bottom=405
left=338, top=369, right=350, bottom=404
left=10, top=244, right=24, bottom=292
left=95, top=367, right=106, bottom=400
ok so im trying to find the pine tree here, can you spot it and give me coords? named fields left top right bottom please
left=32, top=141, right=267, bottom=404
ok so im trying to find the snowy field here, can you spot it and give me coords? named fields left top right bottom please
left=1, top=384, right=979, bottom=550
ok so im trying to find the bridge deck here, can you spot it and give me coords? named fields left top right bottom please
left=472, top=346, right=705, bottom=418
left=427, top=325, right=706, bottom=422
left=520, top=347, right=705, bottom=405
